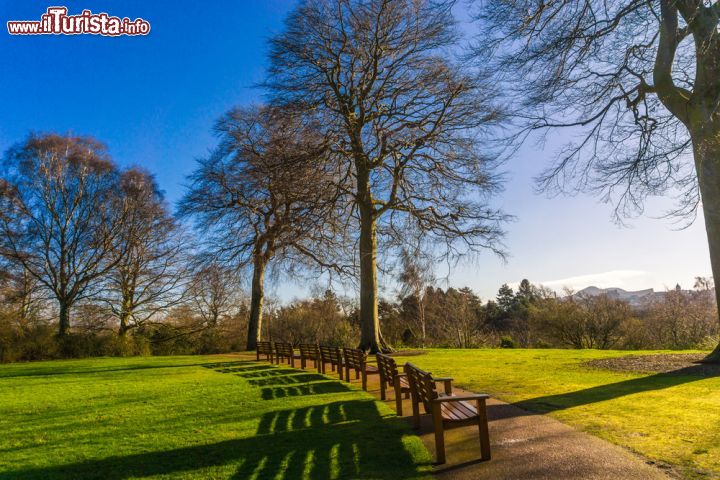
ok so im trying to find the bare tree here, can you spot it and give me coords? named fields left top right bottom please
left=179, top=104, right=344, bottom=350
left=0, top=134, right=127, bottom=336
left=266, top=0, right=507, bottom=351
left=397, top=248, right=435, bottom=348
left=473, top=0, right=720, bottom=360
left=186, top=263, right=239, bottom=328
left=103, top=168, right=187, bottom=337
left=530, top=293, right=630, bottom=349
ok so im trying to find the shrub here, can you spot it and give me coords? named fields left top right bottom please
left=500, top=336, right=515, bottom=348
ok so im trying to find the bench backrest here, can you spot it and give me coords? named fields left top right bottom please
left=376, top=353, right=399, bottom=381
left=257, top=341, right=273, bottom=354
left=319, top=345, right=342, bottom=364
left=342, top=348, right=366, bottom=370
left=404, top=362, right=438, bottom=413
left=299, top=343, right=319, bottom=358
left=274, top=342, right=294, bottom=357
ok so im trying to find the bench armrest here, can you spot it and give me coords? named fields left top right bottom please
left=432, top=394, right=490, bottom=403
left=434, top=377, right=453, bottom=394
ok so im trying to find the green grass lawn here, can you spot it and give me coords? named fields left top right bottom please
left=0, top=355, right=431, bottom=480
left=395, top=348, right=720, bottom=479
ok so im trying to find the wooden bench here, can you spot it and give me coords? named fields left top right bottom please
left=404, top=362, right=491, bottom=464
left=299, top=343, right=321, bottom=371
left=256, top=341, right=274, bottom=362
left=319, top=345, right=343, bottom=380
left=342, top=347, right=379, bottom=391
left=274, top=341, right=295, bottom=368
left=376, top=353, right=411, bottom=415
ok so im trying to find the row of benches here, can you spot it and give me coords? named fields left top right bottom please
left=257, top=341, right=379, bottom=390
left=256, top=341, right=491, bottom=464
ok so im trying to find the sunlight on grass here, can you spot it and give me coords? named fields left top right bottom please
left=395, top=348, right=719, bottom=479
left=0, top=356, right=431, bottom=479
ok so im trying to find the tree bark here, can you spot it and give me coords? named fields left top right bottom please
left=58, top=302, right=70, bottom=336
left=119, top=312, right=130, bottom=337
left=358, top=200, right=382, bottom=352
left=694, top=132, right=720, bottom=362
left=246, top=254, right=266, bottom=351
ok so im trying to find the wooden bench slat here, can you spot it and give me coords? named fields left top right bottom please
left=342, top=348, right=378, bottom=391
left=274, top=342, right=296, bottom=368
left=298, top=343, right=321, bottom=372
left=376, top=353, right=411, bottom=415
left=256, top=341, right=274, bottom=362
left=441, top=399, right=477, bottom=421
left=319, top=345, right=344, bottom=380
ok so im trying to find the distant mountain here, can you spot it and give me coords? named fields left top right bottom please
left=573, top=286, right=668, bottom=308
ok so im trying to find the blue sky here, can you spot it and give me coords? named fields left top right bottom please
left=0, top=1, right=711, bottom=302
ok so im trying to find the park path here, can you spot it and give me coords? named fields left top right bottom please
left=361, top=372, right=674, bottom=480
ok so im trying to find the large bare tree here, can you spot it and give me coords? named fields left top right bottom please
left=104, top=168, right=186, bottom=337
left=0, top=134, right=127, bottom=336
left=266, top=0, right=507, bottom=351
left=473, top=0, right=720, bottom=360
left=179, top=104, right=344, bottom=350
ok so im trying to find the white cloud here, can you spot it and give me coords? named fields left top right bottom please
left=524, top=270, right=654, bottom=292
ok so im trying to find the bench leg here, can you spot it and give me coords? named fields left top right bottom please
left=301, top=357, right=306, bottom=369
left=411, top=391, right=420, bottom=429
left=379, top=378, right=386, bottom=400
left=338, top=364, right=344, bottom=381
left=256, top=351, right=260, bottom=361
left=345, top=365, right=351, bottom=383
left=477, top=399, right=491, bottom=461
left=361, top=371, right=367, bottom=391
left=393, top=378, right=403, bottom=416
left=432, top=403, right=446, bottom=464
left=291, top=356, right=295, bottom=368
left=316, top=358, right=321, bottom=373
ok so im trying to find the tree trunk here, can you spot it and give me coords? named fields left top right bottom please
left=419, top=296, right=426, bottom=349
left=246, top=254, right=266, bottom=351
left=58, top=302, right=70, bottom=336
left=119, top=313, right=130, bottom=337
left=358, top=199, right=382, bottom=352
left=694, top=132, right=720, bottom=362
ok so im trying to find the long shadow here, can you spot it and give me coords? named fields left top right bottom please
left=261, top=381, right=352, bottom=400
left=202, top=361, right=258, bottom=370
left=234, top=368, right=298, bottom=378
left=0, top=362, right=214, bottom=379
left=513, top=364, right=720, bottom=414
left=248, top=373, right=327, bottom=387
left=2, top=400, right=427, bottom=480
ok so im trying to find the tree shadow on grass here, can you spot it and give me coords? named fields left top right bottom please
left=0, top=362, right=214, bottom=379
left=2, top=400, right=427, bottom=480
left=513, top=364, right=720, bottom=414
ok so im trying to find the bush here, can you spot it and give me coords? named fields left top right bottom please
left=500, top=336, right=515, bottom=348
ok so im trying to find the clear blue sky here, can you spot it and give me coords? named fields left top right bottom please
left=0, top=1, right=711, bottom=302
